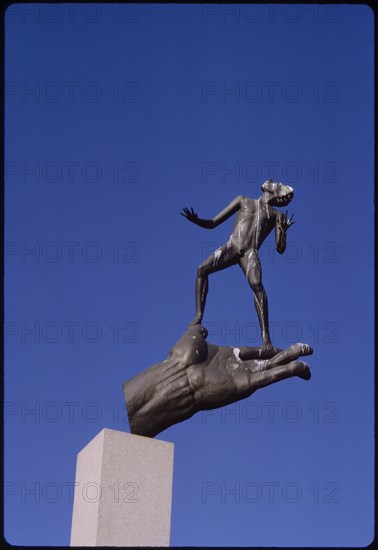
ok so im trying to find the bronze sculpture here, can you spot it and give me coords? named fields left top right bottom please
left=123, top=180, right=312, bottom=438
left=180, top=179, right=295, bottom=351
left=124, top=324, right=312, bottom=437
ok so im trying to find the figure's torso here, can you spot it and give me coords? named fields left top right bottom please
left=230, top=196, right=277, bottom=253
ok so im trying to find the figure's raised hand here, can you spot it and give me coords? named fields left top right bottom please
left=180, top=207, right=199, bottom=224
left=282, top=210, right=295, bottom=230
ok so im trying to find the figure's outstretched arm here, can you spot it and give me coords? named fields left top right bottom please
left=275, top=210, right=295, bottom=253
left=180, top=195, right=243, bottom=229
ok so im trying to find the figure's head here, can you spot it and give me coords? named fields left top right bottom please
left=261, top=179, right=294, bottom=207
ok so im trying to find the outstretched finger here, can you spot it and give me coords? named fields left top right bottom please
left=265, top=343, right=313, bottom=368
left=251, top=360, right=311, bottom=391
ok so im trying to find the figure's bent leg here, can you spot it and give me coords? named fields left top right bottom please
left=190, top=264, right=208, bottom=325
left=190, top=265, right=207, bottom=325
left=190, top=241, right=240, bottom=326
left=239, top=250, right=272, bottom=350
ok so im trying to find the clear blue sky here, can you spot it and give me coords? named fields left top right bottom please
left=4, top=3, right=374, bottom=546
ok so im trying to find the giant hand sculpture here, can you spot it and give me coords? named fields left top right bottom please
left=123, top=325, right=312, bottom=438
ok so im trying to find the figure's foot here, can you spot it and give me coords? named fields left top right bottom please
left=199, top=325, right=208, bottom=338
left=189, top=316, right=202, bottom=327
left=262, top=342, right=274, bottom=353
left=187, top=323, right=208, bottom=339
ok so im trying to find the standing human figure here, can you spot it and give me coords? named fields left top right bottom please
left=180, top=179, right=295, bottom=351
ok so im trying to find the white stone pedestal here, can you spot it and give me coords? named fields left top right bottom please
left=70, top=428, right=174, bottom=546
